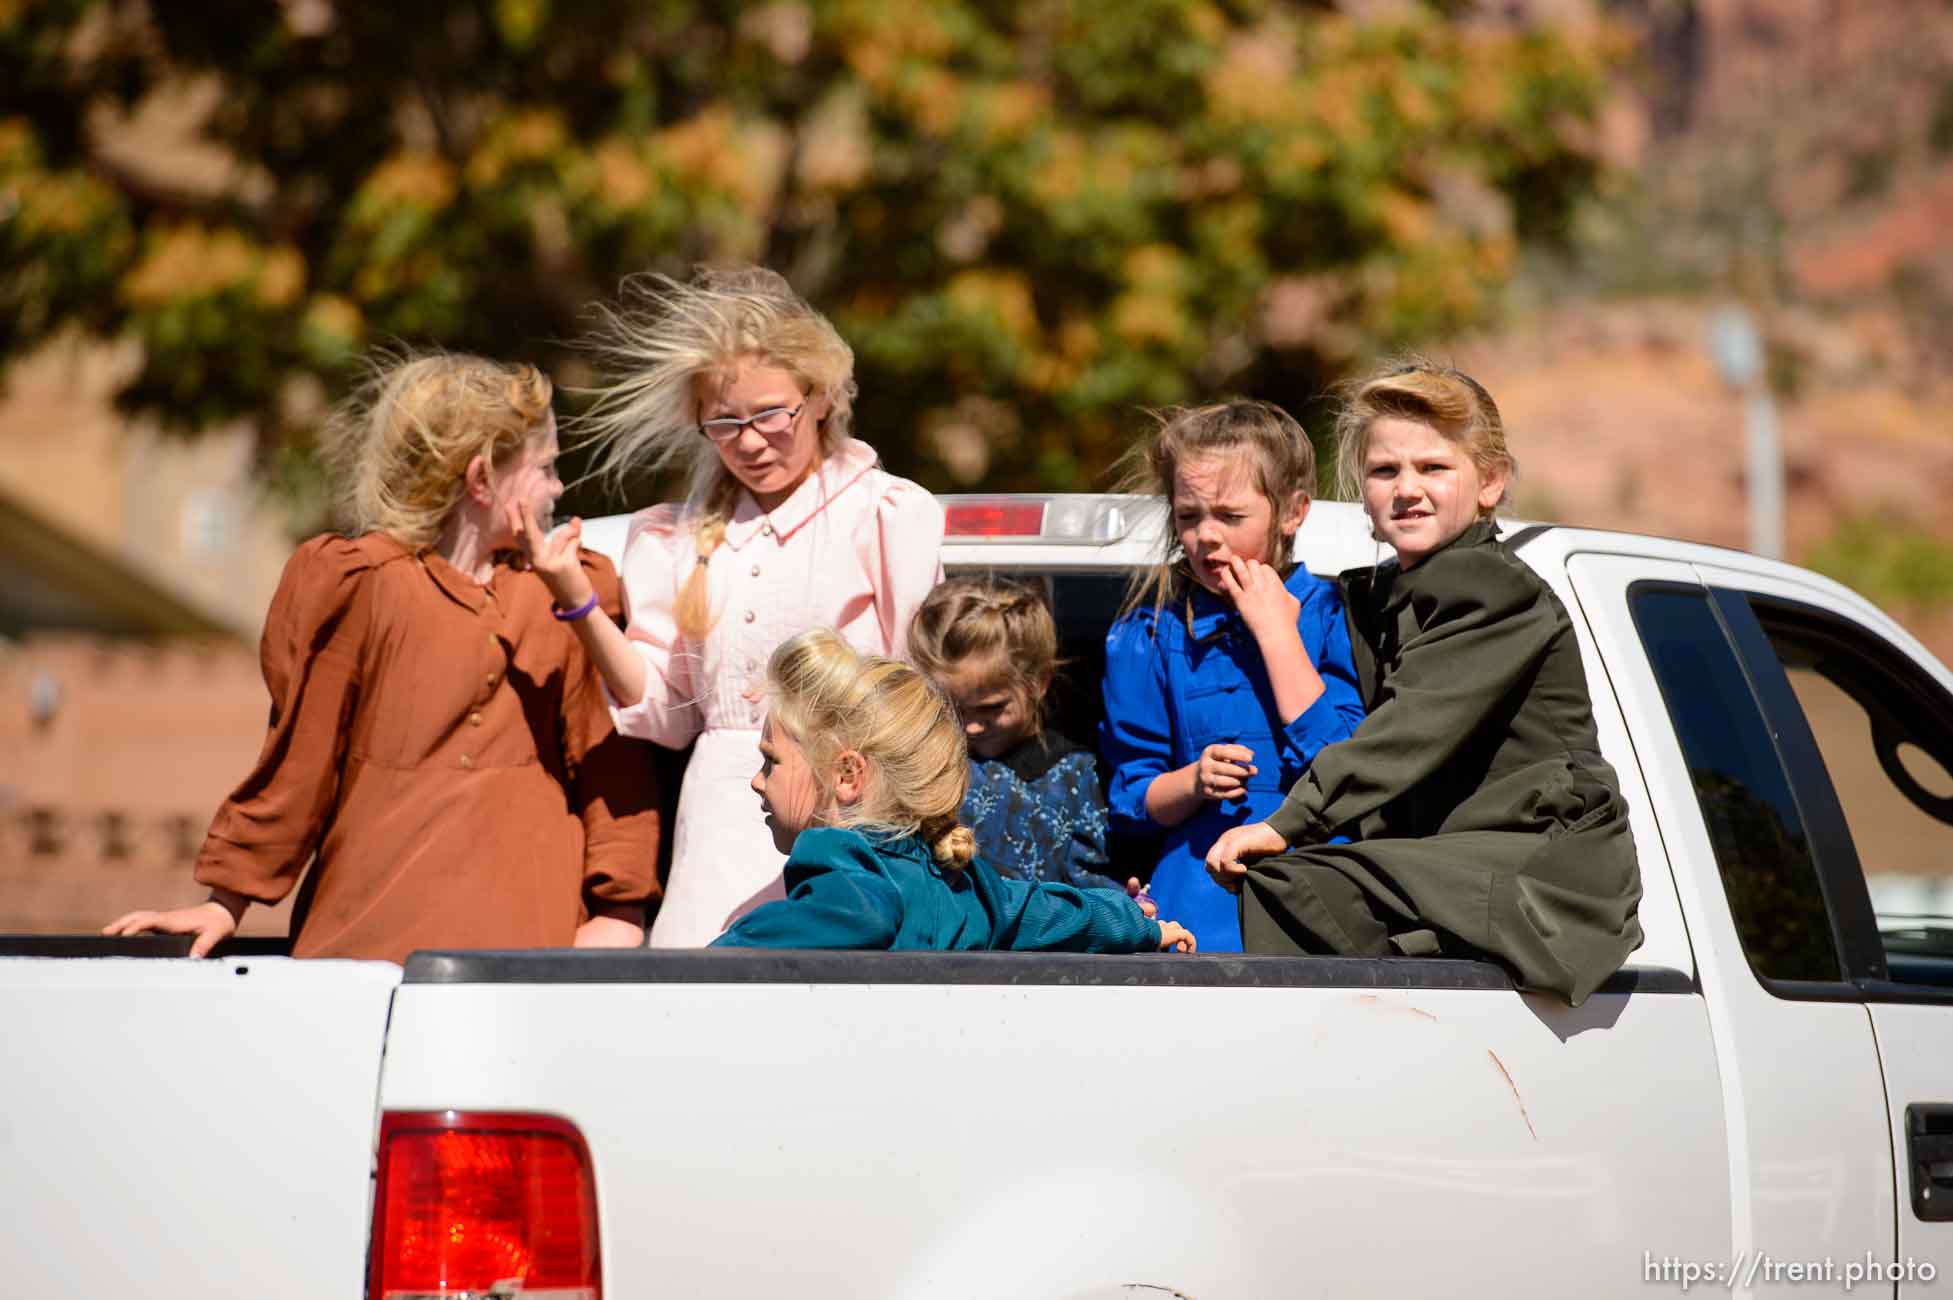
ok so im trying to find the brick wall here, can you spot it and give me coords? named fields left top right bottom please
left=0, top=635, right=295, bottom=936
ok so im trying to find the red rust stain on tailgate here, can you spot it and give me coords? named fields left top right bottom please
left=1487, top=1049, right=1538, bottom=1141
left=1355, top=994, right=1438, bottom=1021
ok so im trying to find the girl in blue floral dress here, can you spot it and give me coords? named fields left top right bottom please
left=908, top=577, right=1136, bottom=900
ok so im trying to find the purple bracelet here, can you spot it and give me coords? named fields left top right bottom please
left=552, top=591, right=601, bottom=622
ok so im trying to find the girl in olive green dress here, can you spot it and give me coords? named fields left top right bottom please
left=1205, top=361, right=1643, bottom=1005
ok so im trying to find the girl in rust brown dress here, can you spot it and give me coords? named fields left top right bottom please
left=105, top=352, right=660, bottom=962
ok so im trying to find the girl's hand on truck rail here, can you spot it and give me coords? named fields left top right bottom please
left=1156, top=920, right=1197, bottom=953
left=575, top=913, right=646, bottom=947
left=102, top=894, right=242, bottom=958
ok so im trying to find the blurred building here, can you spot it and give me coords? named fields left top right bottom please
left=0, top=337, right=296, bottom=935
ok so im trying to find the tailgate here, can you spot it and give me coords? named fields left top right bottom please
left=0, top=951, right=400, bottom=1299
left=380, top=948, right=1719, bottom=1300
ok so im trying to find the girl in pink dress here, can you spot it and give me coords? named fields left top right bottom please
left=520, top=266, right=943, bottom=946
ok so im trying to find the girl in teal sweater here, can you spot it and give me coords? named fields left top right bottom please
left=714, top=629, right=1197, bottom=953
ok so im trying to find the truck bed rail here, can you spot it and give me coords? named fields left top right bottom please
left=402, top=947, right=1693, bottom=994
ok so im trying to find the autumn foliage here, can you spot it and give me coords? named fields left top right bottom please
left=1, top=0, right=1620, bottom=499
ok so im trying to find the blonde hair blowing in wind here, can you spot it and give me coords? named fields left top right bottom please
left=577, top=266, right=858, bottom=640
left=320, top=350, right=553, bottom=550
left=1333, top=357, right=1516, bottom=514
left=766, top=629, right=978, bottom=869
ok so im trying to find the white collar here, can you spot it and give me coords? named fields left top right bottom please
left=720, top=438, right=881, bottom=552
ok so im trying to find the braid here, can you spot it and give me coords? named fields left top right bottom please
left=907, top=576, right=1060, bottom=731
left=674, top=475, right=742, bottom=640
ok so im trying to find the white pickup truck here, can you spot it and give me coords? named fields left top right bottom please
left=6, top=497, right=1953, bottom=1299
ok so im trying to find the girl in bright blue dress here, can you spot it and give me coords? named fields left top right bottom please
left=715, top=629, right=1196, bottom=953
left=1100, top=401, right=1366, bottom=952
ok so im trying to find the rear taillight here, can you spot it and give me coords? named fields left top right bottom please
left=944, top=499, right=1047, bottom=536
left=369, top=1111, right=600, bottom=1300
left=940, top=494, right=1138, bottom=544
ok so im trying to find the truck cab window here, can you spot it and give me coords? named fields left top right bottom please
left=1749, top=600, right=1953, bottom=988
left=1631, top=586, right=1845, bottom=985
left=1040, top=572, right=1131, bottom=748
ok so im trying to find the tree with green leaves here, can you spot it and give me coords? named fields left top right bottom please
left=3, top=0, right=1618, bottom=513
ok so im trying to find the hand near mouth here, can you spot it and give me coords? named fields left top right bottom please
left=1219, top=556, right=1301, bottom=647
left=512, top=500, right=590, bottom=611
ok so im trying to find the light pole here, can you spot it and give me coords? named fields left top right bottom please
left=1708, top=304, right=1783, bottom=560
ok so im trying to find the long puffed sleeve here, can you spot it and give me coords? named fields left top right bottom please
left=609, top=505, right=705, bottom=749
left=855, top=475, right=944, bottom=657
left=1265, top=549, right=1562, bottom=846
left=973, top=864, right=1164, bottom=953
left=195, top=536, right=377, bottom=903
left=561, top=550, right=661, bottom=924
left=1099, top=610, right=1174, bottom=837
left=712, top=830, right=904, bottom=949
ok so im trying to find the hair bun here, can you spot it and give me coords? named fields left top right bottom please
left=931, top=823, right=978, bottom=870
